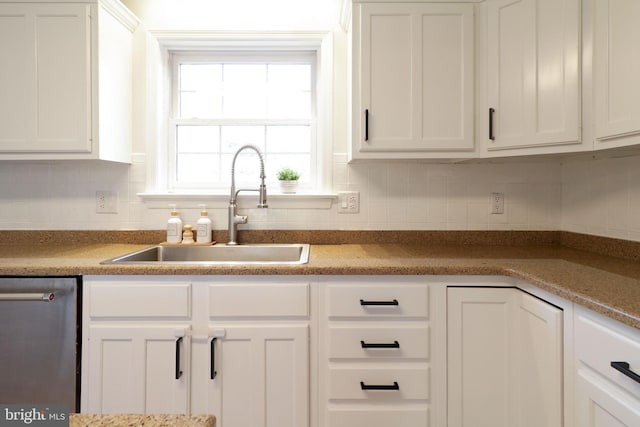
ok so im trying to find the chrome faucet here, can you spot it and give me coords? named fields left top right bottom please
left=228, top=145, right=268, bottom=245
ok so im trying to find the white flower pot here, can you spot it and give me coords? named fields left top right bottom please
left=279, top=180, right=298, bottom=193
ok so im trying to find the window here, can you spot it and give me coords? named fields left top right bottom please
left=169, top=50, right=318, bottom=191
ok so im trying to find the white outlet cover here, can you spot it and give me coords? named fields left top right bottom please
left=96, top=191, right=118, bottom=214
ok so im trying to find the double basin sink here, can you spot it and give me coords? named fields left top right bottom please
left=101, top=243, right=310, bottom=265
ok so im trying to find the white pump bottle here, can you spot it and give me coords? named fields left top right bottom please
left=196, top=204, right=213, bottom=244
left=166, top=204, right=183, bottom=244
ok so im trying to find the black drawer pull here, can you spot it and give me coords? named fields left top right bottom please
left=365, top=109, right=369, bottom=141
left=360, top=299, right=399, bottom=306
left=360, top=381, right=399, bottom=391
left=175, top=337, right=183, bottom=380
left=611, top=361, right=640, bottom=384
left=210, top=337, right=218, bottom=380
left=489, top=107, right=496, bottom=141
left=361, top=340, right=400, bottom=349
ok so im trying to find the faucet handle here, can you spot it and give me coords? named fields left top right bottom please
left=258, top=183, right=268, bottom=208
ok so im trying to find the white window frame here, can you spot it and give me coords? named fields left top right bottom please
left=139, top=31, right=335, bottom=209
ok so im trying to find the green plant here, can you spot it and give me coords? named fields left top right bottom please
left=276, top=167, right=301, bottom=181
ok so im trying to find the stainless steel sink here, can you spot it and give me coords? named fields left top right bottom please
left=101, top=243, right=310, bottom=265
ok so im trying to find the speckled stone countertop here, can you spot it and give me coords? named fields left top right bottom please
left=69, top=414, right=215, bottom=427
left=0, top=230, right=639, bottom=329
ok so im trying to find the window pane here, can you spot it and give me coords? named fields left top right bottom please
left=269, top=64, right=310, bottom=91
left=177, top=154, right=219, bottom=182
left=268, top=93, right=310, bottom=119
left=266, top=126, right=310, bottom=153
left=221, top=126, right=265, bottom=152
left=268, top=64, right=311, bottom=118
left=221, top=153, right=266, bottom=184
left=176, top=126, right=219, bottom=153
left=179, top=64, right=222, bottom=118
left=223, top=64, right=267, bottom=118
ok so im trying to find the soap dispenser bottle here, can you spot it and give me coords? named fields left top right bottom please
left=196, top=204, right=213, bottom=244
left=167, top=204, right=183, bottom=244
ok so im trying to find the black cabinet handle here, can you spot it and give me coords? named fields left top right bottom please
left=611, top=361, right=640, bottom=384
left=365, top=109, right=369, bottom=142
left=175, top=337, right=183, bottom=380
left=489, top=107, right=495, bottom=141
left=361, top=340, right=400, bottom=349
left=211, top=338, right=218, bottom=380
left=360, top=299, right=398, bottom=306
left=360, top=381, right=399, bottom=391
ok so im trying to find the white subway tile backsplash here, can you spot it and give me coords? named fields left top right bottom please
left=5, top=153, right=640, bottom=241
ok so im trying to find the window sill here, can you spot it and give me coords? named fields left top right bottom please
left=138, top=192, right=337, bottom=209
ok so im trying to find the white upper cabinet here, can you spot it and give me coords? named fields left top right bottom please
left=593, top=0, right=640, bottom=149
left=484, top=0, right=582, bottom=156
left=0, top=0, right=137, bottom=162
left=350, top=1, right=475, bottom=160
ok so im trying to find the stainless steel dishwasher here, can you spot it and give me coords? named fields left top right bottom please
left=0, top=277, right=80, bottom=411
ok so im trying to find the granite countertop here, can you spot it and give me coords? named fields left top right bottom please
left=0, top=230, right=639, bottom=329
left=69, top=414, right=215, bottom=427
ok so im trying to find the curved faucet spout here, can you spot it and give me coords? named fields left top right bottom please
left=228, top=145, right=268, bottom=245
left=230, top=145, right=267, bottom=204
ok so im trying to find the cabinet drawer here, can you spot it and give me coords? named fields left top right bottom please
left=329, top=367, right=429, bottom=400
left=575, top=308, right=640, bottom=398
left=208, top=283, right=309, bottom=317
left=576, top=368, right=640, bottom=427
left=328, top=409, right=428, bottom=427
left=89, top=282, right=191, bottom=318
left=328, top=325, right=429, bottom=359
left=327, top=284, right=428, bottom=319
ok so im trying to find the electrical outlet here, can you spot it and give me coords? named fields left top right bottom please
left=491, top=192, right=504, bottom=214
left=96, top=190, right=118, bottom=214
left=337, top=191, right=360, bottom=214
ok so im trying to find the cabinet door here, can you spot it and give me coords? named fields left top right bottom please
left=351, top=3, right=474, bottom=159
left=593, top=0, right=640, bottom=147
left=84, top=325, right=190, bottom=414
left=447, top=288, right=562, bottom=427
left=0, top=4, right=90, bottom=153
left=205, top=324, right=309, bottom=427
left=486, top=0, right=580, bottom=153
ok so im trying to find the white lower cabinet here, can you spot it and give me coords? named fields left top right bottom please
left=574, top=306, right=640, bottom=427
left=81, top=276, right=310, bottom=427
left=85, top=324, right=191, bottom=414
left=319, top=277, right=438, bottom=427
left=82, top=273, right=640, bottom=427
left=198, top=324, right=308, bottom=427
left=447, top=287, right=563, bottom=427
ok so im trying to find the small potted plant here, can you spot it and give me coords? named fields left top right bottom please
left=276, top=167, right=301, bottom=193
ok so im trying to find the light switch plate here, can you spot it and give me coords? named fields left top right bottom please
left=337, top=191, right=360, bottom=214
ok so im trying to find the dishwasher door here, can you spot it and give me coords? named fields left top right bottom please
left=0, top=277, right=79, bottom=411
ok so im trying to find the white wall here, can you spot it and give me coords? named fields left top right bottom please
left=562, top=155, right=640, bottom=242
left=121, top=0, right=341, bottom=32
